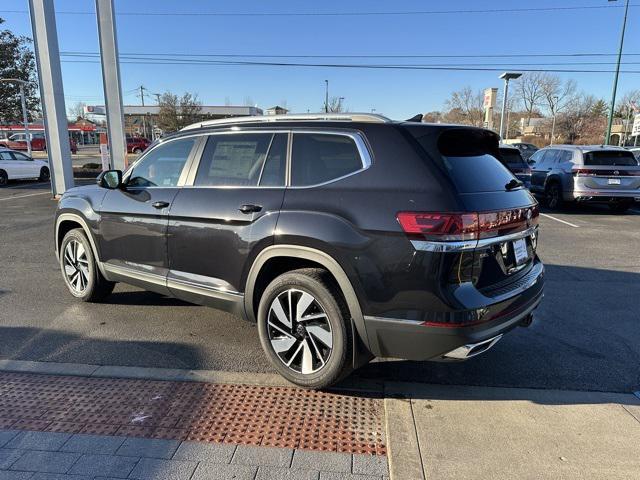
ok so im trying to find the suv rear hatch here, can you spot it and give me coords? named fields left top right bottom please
left=573, top=150, right=640, bottom=192
left=403, top=126, right=540, bottom=295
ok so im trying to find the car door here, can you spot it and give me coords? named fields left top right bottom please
left=0, top=151, right=21, bottom=178
left=529, top=150, right=548, bottom=191
left=97, top=136, right=199, bottom=294
left=11, top=152, right=39, bottom=178
left=166, top=131, right=288, bottom=310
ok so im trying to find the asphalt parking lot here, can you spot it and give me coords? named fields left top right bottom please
left=1, top=179, right=639, bottom=394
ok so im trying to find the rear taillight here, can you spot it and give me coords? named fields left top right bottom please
left=397, top=206, right=538, bottom=242
left=573, top=169, right=598, bottom=176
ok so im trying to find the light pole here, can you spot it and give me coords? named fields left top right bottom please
left=605, top=0, right=630, bottom=145
left=0, top=78, right=32, bottom=156
left=338, top=96, right=345, bottom=112
left=324, top=80, right=329, bottom=113
left=550, top=95, right=559, bottom=145
left=498, top=72, right=522, bottom=140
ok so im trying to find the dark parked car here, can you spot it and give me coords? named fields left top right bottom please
left=498, top=145, right=532, bottom=188
left=54, top=113, right=544, bottom=388
left=510, top=142, right=539, bottom=161
left=126, top=137, right=151, bottom=154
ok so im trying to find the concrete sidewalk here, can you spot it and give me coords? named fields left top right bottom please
left=385, top=383, right=640, bottom=480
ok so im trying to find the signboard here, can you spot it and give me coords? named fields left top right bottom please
left=84, top=105, right=106, bottom=115
left=632, top=114, right=640, bottom=137
left=99, top=133, right=110, bottom=171
left=484, top=88, right=498, bottom=109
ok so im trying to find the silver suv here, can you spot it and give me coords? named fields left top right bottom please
left=529, top=145, right=640, bottom=212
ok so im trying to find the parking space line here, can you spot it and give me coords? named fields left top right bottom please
left=0, top=192, right=50, bottom=201
left=540, top=213, right=580, bottom=228
left=6, top=182, right=50, bottom=189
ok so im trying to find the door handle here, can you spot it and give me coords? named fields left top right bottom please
left=238, top=204, right=263, bottom=214
left=152, top=201, right=170, bottom=209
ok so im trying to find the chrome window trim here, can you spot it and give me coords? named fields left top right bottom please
left=411, top=226, right=539, bottom=252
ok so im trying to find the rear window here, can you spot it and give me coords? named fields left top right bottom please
left=498, top=148, right=528, bottom=169
left=443, top=155, right=516, bottom=193
left=584, top=151, right=637, bottom=166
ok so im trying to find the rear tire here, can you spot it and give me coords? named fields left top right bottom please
left=257, top=268, right=352, bottom=389
left=609, top=201, right=632, bottom=214
left=60, top=228, right=115, bottom=302
left=545, top=182, right=563, bottom=210
left=39, top=167, right=50, bottom=181
left=0, top=170, right=7, bottom=187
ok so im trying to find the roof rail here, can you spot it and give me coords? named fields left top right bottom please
left=181, top=112, right=392, bottom=131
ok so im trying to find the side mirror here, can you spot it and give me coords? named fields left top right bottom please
left=97, top=169, right=123, bottom=189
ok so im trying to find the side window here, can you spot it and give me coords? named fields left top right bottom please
left=127, top=137, right=195, bottom=188
left=259, top=133, right=287, bottom=187
left=530, top=150, right=545, bottom=165
left=194, top=133, right=274, bottom=187
left=545, top=150, right=559, bottom=166
left=291, top=133, right=363, bottom=187
left=13, top=152, right=32, bottom=161
left=0, top=152, right=15, bottom=161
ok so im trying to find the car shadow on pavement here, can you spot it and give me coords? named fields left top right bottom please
left=104, top=290, right=193, bottom=307
left=0, top=326, right=206, bottom=370
left=355, top=263, right=640, bottom=399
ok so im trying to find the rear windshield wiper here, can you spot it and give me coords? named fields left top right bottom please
left=505, top=179, right=524, bottom=190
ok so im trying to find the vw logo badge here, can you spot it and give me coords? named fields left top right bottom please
left=526, top=208, right=532, bottom=226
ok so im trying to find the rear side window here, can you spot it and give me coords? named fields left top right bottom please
left=498, top=148, right=528, bottom=169
left=583, top=150, right=638, bottom=166
left=195, top=133, right=274, bottom=187
left=291, top=133, right=363, bottom=186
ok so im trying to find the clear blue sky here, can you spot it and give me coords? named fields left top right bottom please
left=1, top=0, right=639, bottom=118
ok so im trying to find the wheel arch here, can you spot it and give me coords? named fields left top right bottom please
left=55, top=213, right=107, bottom=276
left=245, top=245, right=373, bottom=366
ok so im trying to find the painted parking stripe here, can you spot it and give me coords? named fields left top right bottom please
left=540, top=213, right=580, bottom=228
left=6, top=182, right=50, bottom=189
left=0, top=191, right=50, bottom=201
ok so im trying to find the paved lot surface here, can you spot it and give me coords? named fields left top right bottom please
left=1, top=180, right=639, bottom=393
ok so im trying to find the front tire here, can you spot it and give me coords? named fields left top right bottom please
left=257, top=268, right=352, bottom=389
left=39, top=167, right=50, bottom=181
left=0, top=170, right=7, bottom=187
left=60, top=228, right=115, bottom=302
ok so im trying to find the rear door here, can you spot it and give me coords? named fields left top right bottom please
left=529, top=150, right=549, bottom=191
left=11, top=152, right=40, bottom=178
left=167, top=131, right=288, bottom=304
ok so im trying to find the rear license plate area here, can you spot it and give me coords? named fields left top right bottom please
left=608, top=178, right=621, bottom=185
left=512, top=238, right=529, bottom=266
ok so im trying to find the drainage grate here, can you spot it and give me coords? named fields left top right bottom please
left=0, top=372, right=386, bottom=455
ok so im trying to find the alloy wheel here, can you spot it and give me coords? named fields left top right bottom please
left=267, top=288, right=333, bottom=375
left=63, top=239, right=90, bottom=293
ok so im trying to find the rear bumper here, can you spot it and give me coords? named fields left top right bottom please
left=567, top=189, right=640, bottom=202
left=363, top=262, right=544, bottom=361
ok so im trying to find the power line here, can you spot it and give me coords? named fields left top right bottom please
left=1, top=4, right=637, bottom=17
left=59, top=58, right=640, bottom=74
left=61, top=50, right=640, bottom=59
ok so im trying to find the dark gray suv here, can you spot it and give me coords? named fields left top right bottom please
left=54, top=113, right=544, bottom=388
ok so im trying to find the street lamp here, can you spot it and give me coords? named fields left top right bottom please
left=0, top=78, right=32, bottom=156
left=498, top=72, right=522, bottom=140
left=550, top=95, right=559, bottom=145
left=605, top=0, right=630, bottom=145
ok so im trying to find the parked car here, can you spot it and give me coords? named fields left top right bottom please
left=126, top=137, right=151, bottom=154
left=0, top=132, right=78, bottom=154
left=0, top=149, right=50, bottom=186
left=54, top=113, right=544, bottom=388
left=510, top=142, right=539, bottom=161
left=498, top=145, right=532, bottom=188
left=529, top=145, right=640, bottom=212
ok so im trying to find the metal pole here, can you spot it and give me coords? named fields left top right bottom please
left=605, top=0, right=630, bottom=145
left=550, top=114, right=557, bottom=146
left=18, top=83, right=32, bottom=157
left=324, top=80, right=329, bottom=113
left=96, top=0, right=127, bottom=170
left=28, top=0, right=74, bottom=196
left=499, top=78, right=509, bottom=140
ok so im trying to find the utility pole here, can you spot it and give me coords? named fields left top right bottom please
left=324, top=80, right=329, bottom=113
left=138, top=85, right=147, bottom=138
left=550, top=95, right=559, bottom=145
left=605, top=0, right=630, bottom=145
left=154, top=93, right=161, bottom=104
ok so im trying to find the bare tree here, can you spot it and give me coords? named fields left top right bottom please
left=68, top=102, right=86, bottom=120
left=540, top=75, right=577, bottom=117
left=514, top=72, right=547, bottom=126
left=157, top=91, right=202, bottom=133
left=326, top=96, right=346, bottom=113
left=224, top=96, right=232, bottom=106
left=443, top=87, right=484, bottom=127
left=243, top=96, right=255, bottom=107
left=555, top=93, right=605, bottom=144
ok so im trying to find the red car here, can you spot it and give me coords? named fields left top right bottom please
left=0, top=133, right=78, bottom=154
left=126, top=137, right=150, bottom=154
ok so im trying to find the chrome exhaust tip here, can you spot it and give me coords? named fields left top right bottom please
left=442, top=334, right=503, bottom=360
